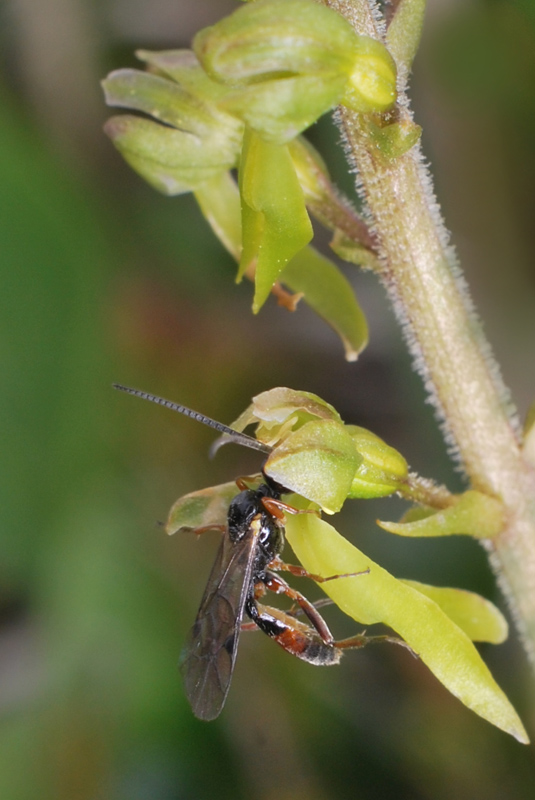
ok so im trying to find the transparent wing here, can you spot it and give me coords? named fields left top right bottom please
left=179, top=528, right=258, bottom=720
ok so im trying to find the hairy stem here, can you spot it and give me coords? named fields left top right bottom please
left=330, top=0, right=535, bottom=659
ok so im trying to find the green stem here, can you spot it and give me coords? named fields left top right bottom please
left=330, top=0, right=535, bottom=660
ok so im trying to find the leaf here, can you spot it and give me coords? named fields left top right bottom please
left=281, top=247, right=369, bottom=361
left=377, top=490, right=504, bottom=539
left=284, top=513, right=529, bottom=743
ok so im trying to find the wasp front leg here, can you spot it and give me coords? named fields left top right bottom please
left=269, top=555, right=370, bottom=584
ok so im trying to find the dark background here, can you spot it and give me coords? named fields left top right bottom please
left=1, top=1, right=535, bottom=797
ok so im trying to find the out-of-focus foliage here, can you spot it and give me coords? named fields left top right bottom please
left=1, top=1, right=535, bottom=799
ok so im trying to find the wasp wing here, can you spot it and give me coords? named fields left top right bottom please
left=179, top=527, right=258, bottom=720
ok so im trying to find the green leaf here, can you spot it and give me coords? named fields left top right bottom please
left=239, top=130, right=313, bottom=312
left=264, top=419, right=361, bottom=513
left=285, top=513, right=529, bottom=743
left=400, top=580, right=508, bottom=644
left=281, top=247, right=369, bottom=361
left=165, top=482, right=239, bottom=535
left=377, top=490, right=504, bottom=538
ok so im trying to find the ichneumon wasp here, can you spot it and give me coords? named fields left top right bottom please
left=114, top=383, right=403, bottom=720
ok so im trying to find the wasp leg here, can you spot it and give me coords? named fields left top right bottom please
left=190, top=524, right=227, bottom=537
left=334, top=633, right=417, bottom=657
left=270, top=555, right=370, bottom=584
left=260, top=497, right=320, bottom=521
left=240, top=620, right=261, bottom=632
left=285, top=596, right=334, bottom=617
left=261, top=572, right=335, bottom=644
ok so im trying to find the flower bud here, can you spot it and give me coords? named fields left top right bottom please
left=342, top=37, right=397, bottom=113
left=346, top=425, right=409, bottom=498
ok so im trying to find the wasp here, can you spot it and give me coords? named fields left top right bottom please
left=114, top=384, right=398, bottom=720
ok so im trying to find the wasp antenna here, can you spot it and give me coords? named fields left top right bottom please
left=112, top=384, right=272, bottom=455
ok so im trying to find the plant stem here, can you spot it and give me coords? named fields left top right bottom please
left=330, top=0, right=535, bottom=660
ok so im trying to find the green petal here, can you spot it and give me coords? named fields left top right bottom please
left=264, top=419, right=360, bottom=513
left=239, top=130, right=313, bottom=312
left=194, top=0, right=358, bottom=85
left=102, top=68, right=223, bottom=137
left=194, top=172, right=242, bottom=260
left=281, top=247, right=368, bottom=361
left=401, top=580, right=508, bottom=644
left=104, top=115, right=238, bottom=195
left=377, top=490, right=504, bottom=538
left=231, top=387, right=341, bottom=441
left=165, top=482, right=239, bottom=535
left=284, top=514, right=528, bottom=743
left=220, top=73, right=347, bottom=144
left=135, top=49, right=233, bottom=104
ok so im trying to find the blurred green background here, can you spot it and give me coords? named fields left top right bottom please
left=1, top=1, right=535, bottom=798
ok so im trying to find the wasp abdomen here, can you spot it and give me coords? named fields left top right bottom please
left=247, top=602, right=342, bottom=666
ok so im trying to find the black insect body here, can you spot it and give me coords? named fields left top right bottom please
left=179, top=481, right=283, bottom=720
left=113, top=384, right=398, bottom=721
left=180, top=478, right=349, bottom=720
